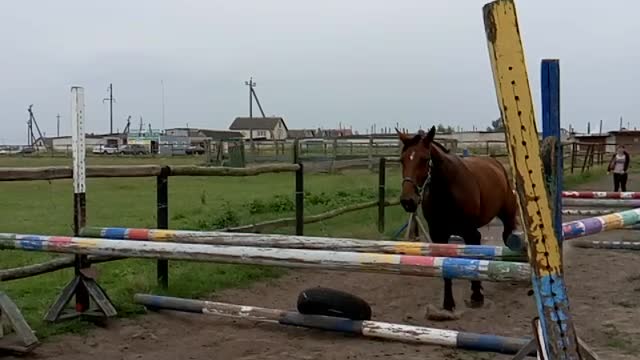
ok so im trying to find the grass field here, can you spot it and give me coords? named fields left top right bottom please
left=0, top=155, right=613, bottom=340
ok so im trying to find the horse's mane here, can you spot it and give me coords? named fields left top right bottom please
left=431, top=140, right=450, bottom=154
left=401, top=133, right=450, bottom=154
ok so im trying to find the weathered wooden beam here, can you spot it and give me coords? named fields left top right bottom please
left=483, top=0, right=581, bottom=357
left=0, top=255, right=117, bottom=282
left=0, top=233, right=532, bottom=282
left=79, top=226, right=527, bottom=261
left=0, top=165, right=162, bottom=181
left=562, top=191, right=640, bottom=199
left=219, top=199, right=400, bottom=233
left=562, top=198, right=640, bottom=208
left=0, top=167, right=72, bottom=181
left=168, top=164, right=300, bottom=176
left=0, top=164, right=300, bottom=182
left=133, top=293, right=536, bottom=357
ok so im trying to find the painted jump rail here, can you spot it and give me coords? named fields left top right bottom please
left=562, top=208, right=640, bottom=240
left=562, top=191, right=640, bottom=199
left=79, top=226, right=528, bottom=261
left=562, top=198, right=640, bottom=208
left=0, top=233, right=532, bottom=282
left=133, top=293, right=536, bottom=357
left=570, top=239, right=640, bottom=251
left=561, top=209, right=615, bottom=216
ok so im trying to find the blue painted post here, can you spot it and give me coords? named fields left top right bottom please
left=541, top=59, right=563, bottom=247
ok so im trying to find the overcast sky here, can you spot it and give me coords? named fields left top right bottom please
left=1, top=0, right=638, bottom=144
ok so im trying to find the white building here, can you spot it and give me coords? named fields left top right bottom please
left=228, top=117, right=288, bottom=140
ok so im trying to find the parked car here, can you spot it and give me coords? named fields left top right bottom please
left=18, top=146, right=35, bottom=154
left=185, top=145, right=205, bottom=155
left=92, top=144, right=119, bottom=154
left=119, top=144, right=149, bottom=155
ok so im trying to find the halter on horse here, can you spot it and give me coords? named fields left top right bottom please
left=397, top=126, right=519, bottom=320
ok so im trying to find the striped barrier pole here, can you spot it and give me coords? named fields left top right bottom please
left=562, top=208, right=640, bottom=240
left=561, top=209, right=616, bottom=216
left=0, top=233, right=531, bottom=283
left=133, top=294, right=536, bottom=357
left=570, top=239, right=640, bottom=251
left=562, top=198, right=640, bottom=208
left=79, top=226, right=527, bottom=262
left=562, top=191, right=640, bottom=199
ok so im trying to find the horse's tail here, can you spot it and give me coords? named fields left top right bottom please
left=493, top=157, right=521, bottom=226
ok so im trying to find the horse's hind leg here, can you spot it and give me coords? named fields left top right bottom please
left=499, top=206, right=521, bottom=250
left=465, top=229, right=484, bottom=308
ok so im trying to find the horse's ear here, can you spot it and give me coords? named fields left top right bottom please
left=423, top=126, right=436, bottom=144
left=395, top=127, right=412, bottom=144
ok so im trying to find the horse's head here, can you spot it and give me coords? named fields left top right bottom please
left=396, top=126, right=436, bottom=213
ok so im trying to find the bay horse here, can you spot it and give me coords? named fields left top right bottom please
left=396, top=126, right=519, bottom=320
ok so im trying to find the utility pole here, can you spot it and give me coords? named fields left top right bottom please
left=56, top=114, right=60, bottom=137
left=103, top=83, right=115, bottom=134
left=161, top=80, right=165, bottom=130
left=245, top=77, right=255, bottom=118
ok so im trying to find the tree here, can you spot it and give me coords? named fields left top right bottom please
left=486, top=117, right=504, bottom=132
left=436, top=123, right=455, bottom=134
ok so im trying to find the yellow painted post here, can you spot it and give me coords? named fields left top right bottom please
left=482, top=1, right=581, bottom=359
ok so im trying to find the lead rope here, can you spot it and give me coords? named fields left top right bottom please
left=416, top=159, right=433, bottom=205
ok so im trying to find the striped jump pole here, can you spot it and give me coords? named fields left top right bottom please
left=133, top=294, right=536, bottom=357
left=562, top=198, right=640, bottom=208
left=561, top=209, right=616, bottom=216
left=79, top=226, right=527, bottom=262
left=562, top=208, right=640, bottom=240
left=570, top=239, right=640, bottom=251
left=0, top=233, right=532, bottom=283
left=562, top=191, right=640, bottom=199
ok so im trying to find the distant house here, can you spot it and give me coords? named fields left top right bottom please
left=287, top=129, right=316, bottom=139
left=229, top=117, right=288, bottom=140
left=607, top=130, right=640, bottom=154
left=40, top=133, right=125, bottom=152
left=197, top=129, right=244, bottom=141
left=165, top=128, right=243, bottom=146
left=315, top=129, right=353, bottom=138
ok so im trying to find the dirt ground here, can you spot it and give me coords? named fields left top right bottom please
left=6, top=173, right=640, bottom=360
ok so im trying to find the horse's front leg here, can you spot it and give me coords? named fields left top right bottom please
left=425, top=228, right=459, bottom=321
left=466, top=229, right=484, bottom=308
left=443, top=278, right=455, bottom=312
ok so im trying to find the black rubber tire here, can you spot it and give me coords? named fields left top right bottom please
left=296, top=287, right=372, bottom=321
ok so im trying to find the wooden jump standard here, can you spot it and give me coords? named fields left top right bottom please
left=133, top=293, right=537, bottom=357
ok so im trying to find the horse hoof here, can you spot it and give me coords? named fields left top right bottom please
left=465, top=298, right=484, bottom=309
left=425, top=304, right=461, bottom=321
left=505, top=232, right=525, bottom=252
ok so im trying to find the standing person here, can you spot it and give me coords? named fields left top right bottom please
left=608, top=145, right=630, bottom=191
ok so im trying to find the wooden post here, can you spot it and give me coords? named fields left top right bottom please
left=71, top=86, right=90, bottom=313
left=570, top=142, right=576, bottom=173
left=378, top=157, right=386, bottom=233
left=204, top=139, right=212, bottom=164
left=541, top=59, right=563, bottom=248
left=368, top=136, right=374, bottom=171
left=157, top=166, right=169, bottom=289
left=483, top=1, right=581, bottom=357
left=293, top=139, right=304, bottom=236
left=44, top=86, right=117, bottom=322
